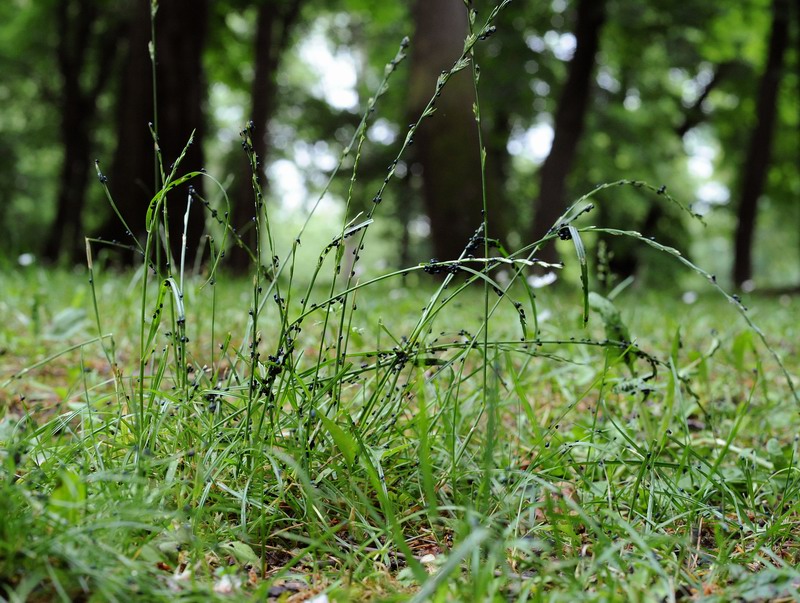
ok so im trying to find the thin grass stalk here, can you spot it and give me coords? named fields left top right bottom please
left=466, top=2, right=497, bottom=515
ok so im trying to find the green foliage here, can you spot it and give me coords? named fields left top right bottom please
left=1, top=1, right=799, bottom=601
left=1, top=0, right=798, bottom=285
left=0, top=1, right=60, bottom=255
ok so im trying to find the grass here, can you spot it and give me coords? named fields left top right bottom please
left=2, top=269, right=798, bottom=602
left=2, top=2, right=800, bottom=601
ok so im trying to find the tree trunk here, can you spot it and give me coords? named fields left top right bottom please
left=732, top=0, right=790, bottom=287
left=48, top=97, right=92, bottom=263
left=228, top=0, right=304, bottom=270
left=156, top=0, right=209, bottom=266
left=45, top=0, right=120, bottom=263
left=407, top=0, right=487, bottom=263
left=99, top=0, right=209, bottom=267
left=99, top=0, right=152, bottom=261
left=530, top=0, right=607, bottom=265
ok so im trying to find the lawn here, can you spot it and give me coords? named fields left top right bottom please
left=1, top=258, right=798, bottom=602
left=2, top=1, right=797, bottom=600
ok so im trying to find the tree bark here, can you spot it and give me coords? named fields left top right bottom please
left=732, top=0, right=790, bottom=286
left=99, top=0, right=151, bottom=261
left=45, top=0, right=121, bottom=263
left=228, top=0, right=304, bottom=270
left=530, top=0, right=607, bottom=265
left=407, top=0, right=487, bottom=263
left=156, top=0, right=209, bottom=266
left=99, top=0, right=209, bottom=267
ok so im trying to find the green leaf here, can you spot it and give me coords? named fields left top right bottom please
left=766, top=438, right=788, bottom=471
left=317, top=410, right=357, bottom=468
left=589, top=291, right=635, bottom=373
left=48, top=470, right=86, bottom=524
left=732, top=331, right=753, bottom=372
left=569, top=226, right=588, bottom=325
left=588, top=292, right=631, bottom=343
left=219, top=541, right=260, bottom=567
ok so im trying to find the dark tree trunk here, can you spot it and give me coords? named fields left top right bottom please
left=99, top=0, right=209, bottom=267
left=407, top=0, right=487, bottom=263
left=45, top=0, right=120, bottom=263
left=732, top=0, right=790, bottom=286
left=49, top=103, right=92, bottom=263
left=530, top=0, right=607, bottom=265
left=100, top=0, right=152, bottom=260
left=486, top=108, right=512, bottom=246
left=228, top=0, right=304, bottom=270
left=156, top=0, right=209, bottom=266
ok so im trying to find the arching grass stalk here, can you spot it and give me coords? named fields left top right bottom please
left=510, top=177, right=797, bottom=407
left=591, top=224, right=799, bottom=406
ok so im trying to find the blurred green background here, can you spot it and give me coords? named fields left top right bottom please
left=0, top=0, right=797, bottom=290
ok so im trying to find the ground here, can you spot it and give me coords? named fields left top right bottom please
left=1, top=265, right=798, bottom=601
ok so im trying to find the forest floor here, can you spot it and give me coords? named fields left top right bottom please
left=1, top=266, right=799, bottom=602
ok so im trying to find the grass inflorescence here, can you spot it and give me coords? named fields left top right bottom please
left=2, top=2, right=800, bottom=601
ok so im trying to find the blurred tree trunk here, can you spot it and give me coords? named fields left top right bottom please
left=98, top=0, right=209, bottom=267
left=228, top=0, right=304, bottom=270
left=45, top=0, right=121, bottom=263
left=99, top=0, right=151, bottom=261
left=530, top=0, right=607, bottom=265
left=484, top=107, right=512, bottom=247
left=408, top=0, right=496, bottom=263
left=733, top=0, right=790, bottom=287
left=156, top=0, right=209, bottom=266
